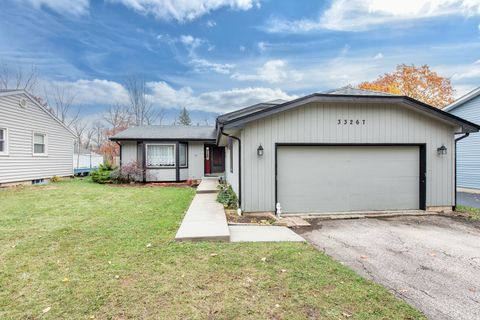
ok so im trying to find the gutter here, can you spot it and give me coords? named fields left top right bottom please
left=219, top=126, right=242, bottom=210
left=453, top=133, right=470, bottom=210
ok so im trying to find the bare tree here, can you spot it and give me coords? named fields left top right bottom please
left=0, top=63, right=38, bottom=92
left=72, top=120, right=89, bottom=168
left=104, top=104, right=131, bottom=129
left=46, top=84, right=79, bottom=127
left=125, top=76, right=164, bottom=125
left=91, top=121, right=107, bottom=152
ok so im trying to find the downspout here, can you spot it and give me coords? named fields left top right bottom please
left=220, top=126, right=242, bottom=211
left=454, top=133, right=470, bottom=210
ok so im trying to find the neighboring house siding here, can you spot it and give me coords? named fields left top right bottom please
left=0, top=93, right=74, bottom=184
left=449, top=96, right=480, bottom=189
left=225, top=139, right=239, bottom=196
left=120, top=140, right=206, bottom=181
left=240, top=102, right=456, bottom=212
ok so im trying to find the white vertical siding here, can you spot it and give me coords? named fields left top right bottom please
left=187, top=142, right=204, bottom=180
left=241, top=102, right=456, bottom=212
left=449, top=97, right=480, bottom=189
left=0, top=93, right=75, bottom=184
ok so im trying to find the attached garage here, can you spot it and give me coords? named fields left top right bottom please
left=276, top=144, right=425, bottom=213
left=217, top=87, right=480, bottom=215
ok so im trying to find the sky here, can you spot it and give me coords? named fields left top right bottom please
left=1, top=0, right=480, bottom=124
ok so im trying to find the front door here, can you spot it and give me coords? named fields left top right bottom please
left=204, top=146, right=211, bottom=174
left=204, top=145, right=225, bottom=175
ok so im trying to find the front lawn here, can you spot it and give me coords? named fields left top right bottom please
left=0, top=179, right=424, bottom=319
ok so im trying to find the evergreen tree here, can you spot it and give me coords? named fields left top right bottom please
left=177, top=107, right=192, bottom=126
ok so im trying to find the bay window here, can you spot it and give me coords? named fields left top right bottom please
left=179, top=143, right=188, bottom=168
left=146, top=144, right=175, bottom=167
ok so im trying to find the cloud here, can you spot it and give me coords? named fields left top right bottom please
left=232, top=60, right=302, bottom=83
left=52, top=79, right=129, bottom=105
left=179, top=34, right=204, bottom=49
left=109, top=0, right=260, bottom=22
left=189, top=58, right=235, bottom=74
left=147, top=81, right=297, bottom=113
left=373, top=52, right=384, bottom=60
left=21, top=0, right=90, bottom=15
left=263, top=0, right=480, bottom=32
left=206, top=20, right=216, bottom=27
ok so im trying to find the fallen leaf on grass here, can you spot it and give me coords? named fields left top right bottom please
left=275, top=304, right=280, bottom=308
left=281, top=269, right=287, bottom=273
left=210, top=253, right=218, bottom=257
left=146, top=243, right=152, bottom=248
left=261, top=257, right=267, bottom=262
left=342, top=311, right=352, bottom=318
left=90, top=316, right=95, bottom=319
left=42, top=306, right=51, bottom=314
left=61, top=277, right=69, bottom=282
left=114, top=275, right=120, bottom=279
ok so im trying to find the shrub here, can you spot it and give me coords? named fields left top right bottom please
left=91, top=161, right=115, bottom=184
left=51, top=175, right=61, bottom=183
left=110, top=161, right=143, bottom=184
left=217, top=184, right=238, bottom=209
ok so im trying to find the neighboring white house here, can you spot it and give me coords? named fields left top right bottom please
left=112, top=87, right=480, bottom=214
left=0, top=89, right=76, bottom=186
left=444, top=87, right=480, bottom=190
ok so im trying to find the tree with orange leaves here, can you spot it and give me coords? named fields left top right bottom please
left=358, top=64, right=455, bottom=108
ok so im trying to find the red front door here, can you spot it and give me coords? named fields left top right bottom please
left=204, top=146, right=211, bottom=174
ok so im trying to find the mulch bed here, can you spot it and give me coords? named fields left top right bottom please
left=225, top=211, right=276, bottom=225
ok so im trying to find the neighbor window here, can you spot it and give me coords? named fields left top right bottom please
left=146, top=144, right=175, bottom=167
left=0, top=128, right=7, bottom=154
left=179, top=143, right=188, bottom=168
left=33, top=133, right=46, bottom=155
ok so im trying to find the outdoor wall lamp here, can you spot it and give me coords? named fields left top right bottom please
left=257, top=144, right=264, bottom=156
left=437, top=145, right=447, bottom=155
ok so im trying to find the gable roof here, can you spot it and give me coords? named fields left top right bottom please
left=443, top=86, right=480, bottom=112
left=0, top=89, right=76, bottom=137
left=217, top=87, right=480, bottom=134
left=110, top=125, right=216, bottom=141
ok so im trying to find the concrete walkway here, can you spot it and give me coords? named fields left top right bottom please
left=175, top=177, right=307, bottom=242
left=229, top=226, right=305, bottom=242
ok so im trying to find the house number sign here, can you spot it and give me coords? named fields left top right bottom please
left=337, top=119, right=366, bottom=125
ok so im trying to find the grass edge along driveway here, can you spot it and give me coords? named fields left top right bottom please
left=0, top=179, right=425, bottom=319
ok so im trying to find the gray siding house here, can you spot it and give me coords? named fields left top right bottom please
left=111, top=87, right=479, bottom=214
left=0, top=90, right=76, bottom=186
left=444, top=87, right=480, bottom=190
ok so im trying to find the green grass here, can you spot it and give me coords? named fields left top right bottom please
left=456, top=205, right=480, bottom=221
left=0, top=178, right=424, bottom=319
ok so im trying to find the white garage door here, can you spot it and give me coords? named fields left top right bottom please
left=277, top=145, right=420, bottom=213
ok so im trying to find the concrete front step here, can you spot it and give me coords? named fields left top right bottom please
left=196, top=177, right=220, bottom=194
left=175, top=192, right=230, bottom=242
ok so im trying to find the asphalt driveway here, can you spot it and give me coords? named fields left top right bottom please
left=296, top=216, right=480, bottom=320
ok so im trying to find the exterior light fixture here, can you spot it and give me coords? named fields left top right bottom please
left=257, top=144, right=264, bottom=156
left=437, top=145, right=447, bottom=155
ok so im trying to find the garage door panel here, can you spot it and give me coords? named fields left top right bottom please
left=277, top=146, right=419, bottom=213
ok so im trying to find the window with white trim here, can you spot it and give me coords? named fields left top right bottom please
left=179, top=143, right=188, bottom=168
left=146, top=144, right=175, bottom=167
left=0, top=128, right=6, bottom=154
left=33, top=133, right=46, bottom=154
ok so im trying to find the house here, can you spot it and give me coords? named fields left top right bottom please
left=0, top=90, right=76, bottom=186
left=110, top=126, right=222, bottom=182
left=111, top=87, right=480, bottom=214
left=443, top=87, right=480, bottom=190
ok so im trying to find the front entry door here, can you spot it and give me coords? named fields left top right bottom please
left=204, top=146, right=211, bottom=174
left=204, top=145, right=225, bottom=175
